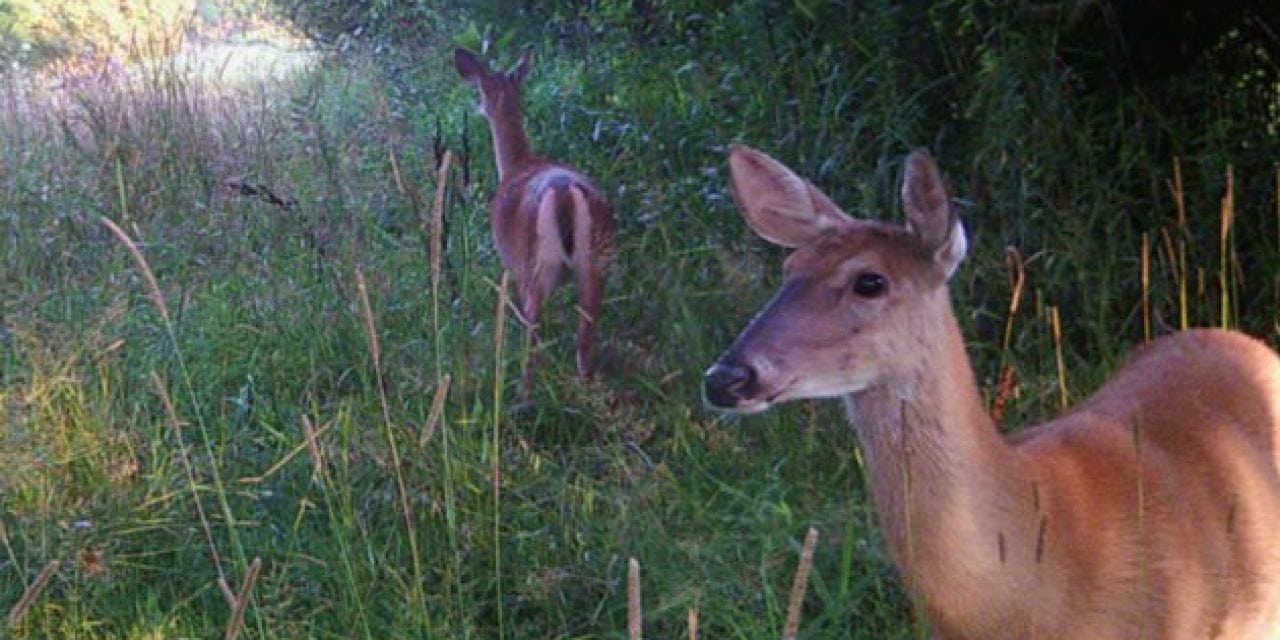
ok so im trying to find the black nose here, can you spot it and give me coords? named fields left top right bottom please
left=703, top=362, right=755, bottom=409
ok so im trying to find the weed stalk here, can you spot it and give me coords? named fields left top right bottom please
left=354, top=266, right=427, bottom=622
left=783, top=527, right=819, bottom=640
left=1218, top=165, right=1235, bottom=329
left=492, top=270, right=511, bottom=638
left=7, top=560, right=60, bottom=629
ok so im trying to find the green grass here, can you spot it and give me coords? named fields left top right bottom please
left=2, top=3, right=1277, bottom=638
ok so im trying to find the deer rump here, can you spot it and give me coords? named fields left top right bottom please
left=492, top=165, right=606, bottom=301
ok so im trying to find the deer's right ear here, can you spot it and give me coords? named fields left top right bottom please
left=728, top=145, right=853, bottom=248
left=454, top=48, right=486, bottom=81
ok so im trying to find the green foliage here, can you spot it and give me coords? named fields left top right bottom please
left=1, top=1, right=1277, bottom=638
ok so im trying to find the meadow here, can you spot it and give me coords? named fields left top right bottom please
left=1, top=2, right=1276, bottom=638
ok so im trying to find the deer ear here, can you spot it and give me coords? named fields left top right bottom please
left=510, top=48, right=534, bottom=85
left=901, top=149, right=966, bottom=277
left=728, top=145, right=854, bottom=248
left=454, top=48, right=486, bottom=82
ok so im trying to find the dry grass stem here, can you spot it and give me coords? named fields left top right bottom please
left=0, top=521, right=17, bottom=585
left=1220, top=165, right=1236, bottom=245
left=1171, top=157, right=1187, bottom=230
left=1002, top=246, right=1026, bottom=352
left=354, top=267, right=383, bottom=376
left=492, top=272, right=511, bottom=383
left=301, top=413, right=324, bottom=480
left=100, top=216, right=172, bottom=326
left=491, top=271, right=511, bottom=634
left=151, top=372, right=227, bottom=586
left=628, top=557, right=642, bottom=640
left=783, top=527, right=819, bottom=640
left=431, top=149, right=454, bottom=291
left=991, top=365, right=1018, bottom=426
left=389, top=149, right=423, bottom=223
left=8, top=560, right=60, bottom=628
left=687, top=608, right=699, bottom=640
left=1168, top=159, right=1189, bottom=330
left=223, top=557, right=262, bottom=640
left=1141, top=232, right=1151, bottom=341
left=421, top=374, right=452, bottom=447
left=1157, top=227, right=1175, bottom=280
left=1050, top=306, right=1068, bottom=410
left=218, top=577, right=237, bottom=607
left=1219, top=165, right=1235, bottom=329
left=239, top=419, right=336, bottom=485
left=354, top=266, right=425, bottom=607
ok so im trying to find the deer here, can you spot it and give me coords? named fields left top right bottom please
left=703, top=145, right=1280, bottom=639
left=455, top=47, right=614, bottom=399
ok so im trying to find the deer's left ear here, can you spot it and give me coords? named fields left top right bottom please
left=901, top=149, right=966, bottom=278
left=510, top=48, right=534, bottom=85
left=454, top=48, right=487, bottom=82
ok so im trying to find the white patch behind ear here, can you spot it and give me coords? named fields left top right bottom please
left=938, top=219, right=967, bottom=278
left=900, top=149, right=967, bottom=278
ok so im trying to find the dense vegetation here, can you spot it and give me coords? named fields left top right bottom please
left=1, top=1, right=1276, bottom=637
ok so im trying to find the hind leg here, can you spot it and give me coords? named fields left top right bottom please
left=518, top=285, right=546, bottom=402
left=573, top=263, right=604, bottom=380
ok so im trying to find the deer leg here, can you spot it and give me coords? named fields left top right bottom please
left=518, top=284, right=546, bottom=401
left=573, top=263, right=604, bottom=380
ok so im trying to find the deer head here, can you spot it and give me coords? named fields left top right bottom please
left=704, top=145, right=967, bottom=413
left=454, top=47, right=533, bottom=124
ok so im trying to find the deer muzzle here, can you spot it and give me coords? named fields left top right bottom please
left=703, top=361, right=759, bottom=411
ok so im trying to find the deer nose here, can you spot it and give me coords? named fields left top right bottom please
left=703, top=362, right=756, bottom=409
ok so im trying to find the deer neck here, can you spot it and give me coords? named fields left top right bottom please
left=484, top=107, right=535, bottom=181
left=844, top=291, right=1036, bottom=618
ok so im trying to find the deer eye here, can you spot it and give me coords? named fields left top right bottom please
left=852, top=272, right=888, bottom=298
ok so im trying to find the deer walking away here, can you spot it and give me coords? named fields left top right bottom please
left=704, top=145, right=1280, bottom=638
left=455, top=47, right=613, bottom=399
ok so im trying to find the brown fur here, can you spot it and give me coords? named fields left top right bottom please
left=706, top=145, right=1280, bottom=639
left=456, top=48, right=614, bottom=398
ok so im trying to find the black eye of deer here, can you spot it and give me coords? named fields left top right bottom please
left=852, top=272, right=888, bottom=298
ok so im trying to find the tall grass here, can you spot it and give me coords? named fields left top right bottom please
left=2, top=3, right=1277, bottom=638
